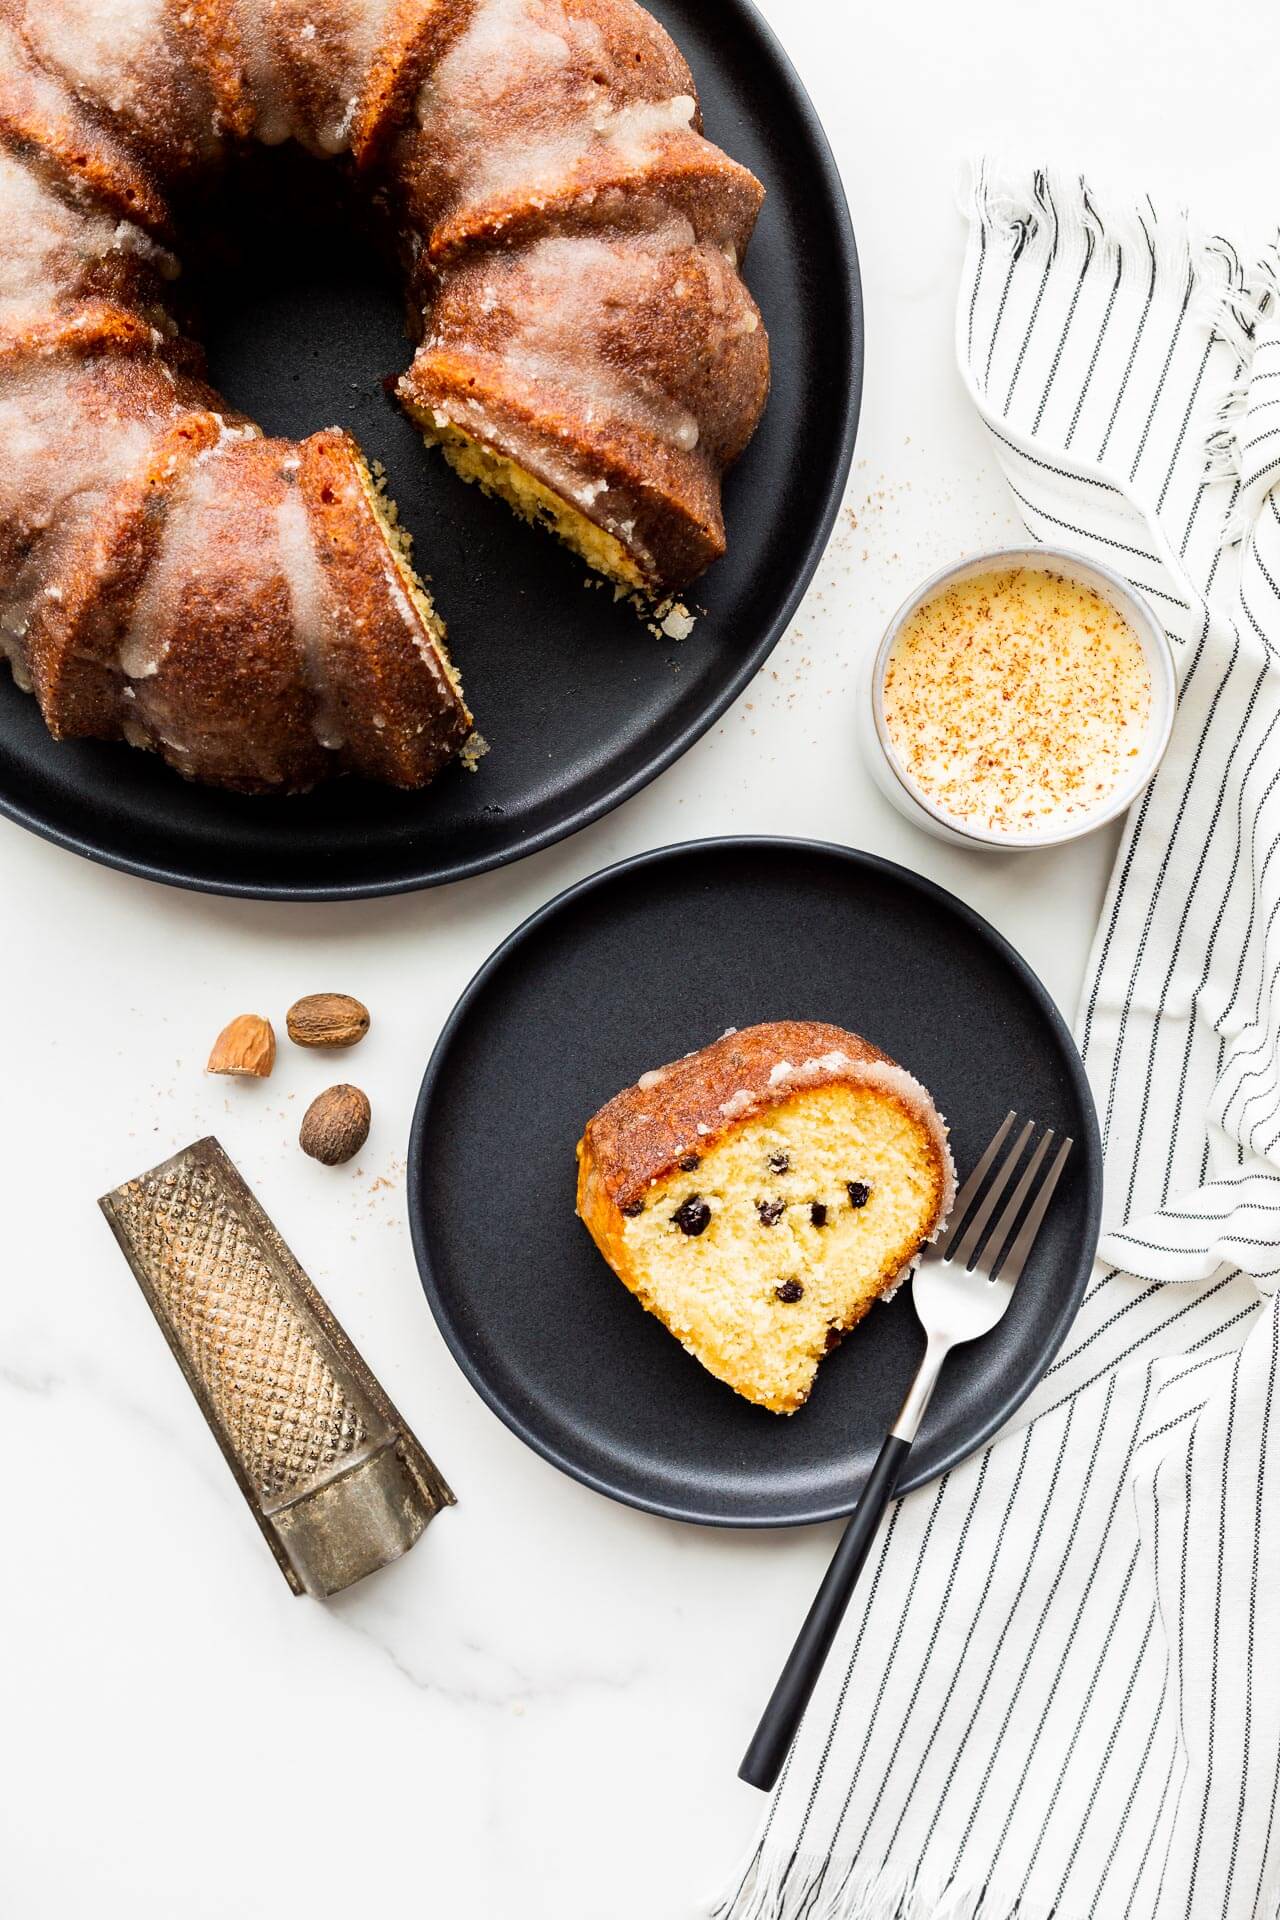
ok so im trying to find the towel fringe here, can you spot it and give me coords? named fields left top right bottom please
left=964, top=161, right=1280, bottom=549
left=711, top=1849, right=1085, bottom=1920
left=963, top=159, right=1213, bottom=311
left=1196, top=242, right=1280, bottom=543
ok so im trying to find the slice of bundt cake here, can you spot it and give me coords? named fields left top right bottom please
left=111, top=428, right=468, bottom=791
left=576, top=1022, right=956, bottom=1414
left=23, top=402, right=469, bottom=791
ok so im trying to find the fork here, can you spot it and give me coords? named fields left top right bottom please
left=738, top=1112, right=1072, bottom=1792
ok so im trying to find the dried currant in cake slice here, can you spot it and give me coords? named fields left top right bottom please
left=847, top=1181, right=872, bottom=1209
left=756, top=1198, right=785, bottom=1226
left=775, top=1278, right=804, bottom=1303
left=810, top=1202, right=828, bottom=1227
left=671, top=1195, right=712, bottom=1236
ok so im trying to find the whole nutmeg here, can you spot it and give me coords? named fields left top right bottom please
left=207, top=1013, right=276, bottom=1078
left=286, top=992, right=371, bottom=1050
left=299, top=1084, right=371, bottom=1165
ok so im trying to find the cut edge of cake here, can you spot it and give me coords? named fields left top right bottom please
left=397, top=397, right=650, bottom=593
left=346, top=437, right=471, bottom=712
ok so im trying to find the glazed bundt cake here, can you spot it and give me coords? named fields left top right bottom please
left=576, top=1022, right=956, bottom=1414
left=0, top=0, right=770, bottom=793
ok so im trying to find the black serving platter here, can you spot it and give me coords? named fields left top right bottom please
left=0, top=1, right=861, bottom=899
left=408, top=839, right=1103, bottom=1527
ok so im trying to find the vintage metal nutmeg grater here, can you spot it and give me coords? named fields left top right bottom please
left=100, top=1136, right=453, bottom=1597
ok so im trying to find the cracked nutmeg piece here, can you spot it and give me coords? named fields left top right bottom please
left=206, top=1013, right=276, bottom=1078
left=100, top=1137, right=453, bottom=1596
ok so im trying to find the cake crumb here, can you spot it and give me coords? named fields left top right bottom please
left=459, top=731, right=489, bottom=772
left=658, top=598, right=696, bottom=640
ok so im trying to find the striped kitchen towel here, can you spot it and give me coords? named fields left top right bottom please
left=715, top=165, right=1280, bottom=1920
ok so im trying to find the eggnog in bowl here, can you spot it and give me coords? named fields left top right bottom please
left=868, top=551, right=1174, bottom=849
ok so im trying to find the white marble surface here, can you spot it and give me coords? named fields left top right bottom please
left=3, top=4, right=1279, bottom=1914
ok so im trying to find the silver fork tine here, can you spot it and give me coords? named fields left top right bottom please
left=976, top=1128, right=1054, bottom=1281
left=938, top=1111, right=1017, bottom=1258
left=990, top=1136, right=1073, bottom=1287
left=952, top=1119, right=1035, bottom=1268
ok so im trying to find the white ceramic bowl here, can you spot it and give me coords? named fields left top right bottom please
left=858, top=545, right=1178, bottom=850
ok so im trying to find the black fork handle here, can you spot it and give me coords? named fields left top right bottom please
left=738, top=1431, right=912, bottom=1792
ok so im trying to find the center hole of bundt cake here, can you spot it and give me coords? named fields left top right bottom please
left=188, top=149, right=415, bottom=460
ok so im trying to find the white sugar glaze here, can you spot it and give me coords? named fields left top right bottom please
left=231, top=0, right=399, bottom=151
left=464, top=94, right=699, bottom=202
left=757, top=1051, right=957, bottom=1230
left=118, top=438, right=278, bottom=682
left=415, top=0, right=696, bottom=212
left=0, top=364, right=156, bottom=670
left=424, top=0, right=579, bottom=112
left=274, top=483, right=346, bottom=751
left=28, top=0, right=168, bottom=118
left=0, top=151, right=175, bottom=323
left=454, top=227, right=705, bottom=454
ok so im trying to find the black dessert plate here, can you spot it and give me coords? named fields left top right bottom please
left=0, top=1, right=861, bottom=899
left=408, top=839, right=1103, bottom=1527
